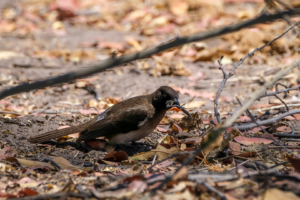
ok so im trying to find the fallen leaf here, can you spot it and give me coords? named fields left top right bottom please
left=276, top=126, right=292, bottom=132
left=130, top=144, right=182, bottom=161
left=103, top=151, right=128, bottom=162
left=85, top=139, right=106, bottom=149
left=52, top=157, right=82, bottom=171
left=18, top=188, right=38, bottom=197
left=234, top=136, right=273, bottom=145
left=172, top=166, right=188, bottom=181
left=287, top=155, right=300, bottom=173
left=156, top=126, right=169, bottom=133
left=168, top=0, right=188, bottom=16
left=10, top=158, right=54, bottom=169
left=229, top=141, right=241, bottom=155
left=128, top=180, right=147, bottom=193
left=258, top=188, right=300, bottom=200
left=238, top=116, right=252, bottom=122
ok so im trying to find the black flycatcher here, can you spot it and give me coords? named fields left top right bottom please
left=28, top=86, right=190, bottom=144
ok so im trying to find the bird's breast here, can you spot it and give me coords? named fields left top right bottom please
left=107, top=109, right=167, bottom=144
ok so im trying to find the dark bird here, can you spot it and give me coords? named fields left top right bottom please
left=28, top=86, right=191, bottom=145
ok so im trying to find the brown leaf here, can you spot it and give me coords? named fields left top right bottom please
left=172, top=124, right=183, bottom=134
left=156, top=126, right=169, bottom=133
left=85, top=139, right=106, bottom=149
left=229, top=141, right=241, bottom=155
left=103, top=151, right=128, bottom=162
left=168, top=0, right=189, bottom=16
left=52, top=157, right=82, bottom=171
left=276, top=126, right=292, bottom=132
left=130, top=144, right=182, bottom=161
left=234, top=136, right=273, bottom=145
left=10, top=158, right=54, bottom=169
left=287, top=155, right=300, bottom=173
left=172, top=166, right=188, bottom=181
left=128, top=181, right=147, bottom=193
left=238, top=116, right=252, bottom=122
left=18, top=188, right=38, bottom=197
left=258, top=188, right=300, bottom=200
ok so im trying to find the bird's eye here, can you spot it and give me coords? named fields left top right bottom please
left=162, top=93, right=168, bottom=99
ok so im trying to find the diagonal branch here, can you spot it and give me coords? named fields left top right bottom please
left=1, top=8, right=300, bottom=100
left=225, top=59, right=300, bottom=128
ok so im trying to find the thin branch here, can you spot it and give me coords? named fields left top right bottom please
left=225, top=59, right=300, bottom=128
left=236, top=108, right=300, bottom=130
left=1, top=9, right=300, bottom=100
left=258, top=84, right=300, bottom=99
left=236, top=98, right=298, bottom=157
left=214, top=20, right=300, bottom=124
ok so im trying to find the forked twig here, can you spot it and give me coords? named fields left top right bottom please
left=214, top=21, right=300, bottom=124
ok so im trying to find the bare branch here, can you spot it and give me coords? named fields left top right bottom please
left=1, top=9, right=300, bottom=100
left=225, top=59, right=300, bottom=128
left=214, top=20, right=300, bottom=124
left=236, top=108, right=300, bottom=130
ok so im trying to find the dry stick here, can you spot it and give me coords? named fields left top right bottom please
left=214, top=20, right=300, bottom=124
left=1, top=9, right=300, bottom=100
left=258, top=84, right=300, bottom=99
left=236, top=98, right=298, bottom=158
left=224, top=59, right=300, bottom=128
left=256, top=83, right=300, bottom=111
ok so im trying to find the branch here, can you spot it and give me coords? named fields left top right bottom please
left=224, top=59, right=300, bottom=128
left=214, top=20, right=300, bottom=124
left=1, top=9, right=300, bottom=100
left=236, top=108, right=300, bottom=130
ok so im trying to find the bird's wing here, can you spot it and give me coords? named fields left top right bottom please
left=78, top=100, right=153, bottom=141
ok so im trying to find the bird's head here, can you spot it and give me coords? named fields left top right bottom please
left=153, top=86, right=180, bottom=109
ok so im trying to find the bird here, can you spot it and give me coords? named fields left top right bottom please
left=28, top=86, right=191, bottom=145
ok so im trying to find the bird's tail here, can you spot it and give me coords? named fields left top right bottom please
left=28, top=119, right=96, bottom=143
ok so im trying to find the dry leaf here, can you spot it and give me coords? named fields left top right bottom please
left=259, top=188, right=300, bottom=200
left=130, top=144, right=182, bottom=161
left=234, top=136, right=273, bottom=145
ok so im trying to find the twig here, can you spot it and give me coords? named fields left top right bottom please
left=214, top=55, right=229, bottom=124
left=201, top=182, right=227, bottom=200
left=259, top=84, right=300, bottom=99
left=214, top=21, right=300, bottom=124
left=235, top=108, right=300, bottom=130
left=9, top=192, right=89, bottom=200
left=236, top=98, right=299, bottom=158
left=147, top=152, right=192, bottom=172
left=269, top=146, right=300, bottom=149
left=0, top=111, right=23, bottom=116
left=1, top=9, right=300, bottom=100
left=273, top=133, right=300, bottom=138
left=225, top=59, right=300, bottom=128
left=152, top=153, right=157, bottom=166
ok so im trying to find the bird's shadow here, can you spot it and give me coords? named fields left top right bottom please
left=41, top=140, right=152, bottom=156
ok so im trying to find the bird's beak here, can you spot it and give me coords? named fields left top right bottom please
left=166, top=98, right=192, bottom=118
left=173, top=98, right=180, bottom=106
